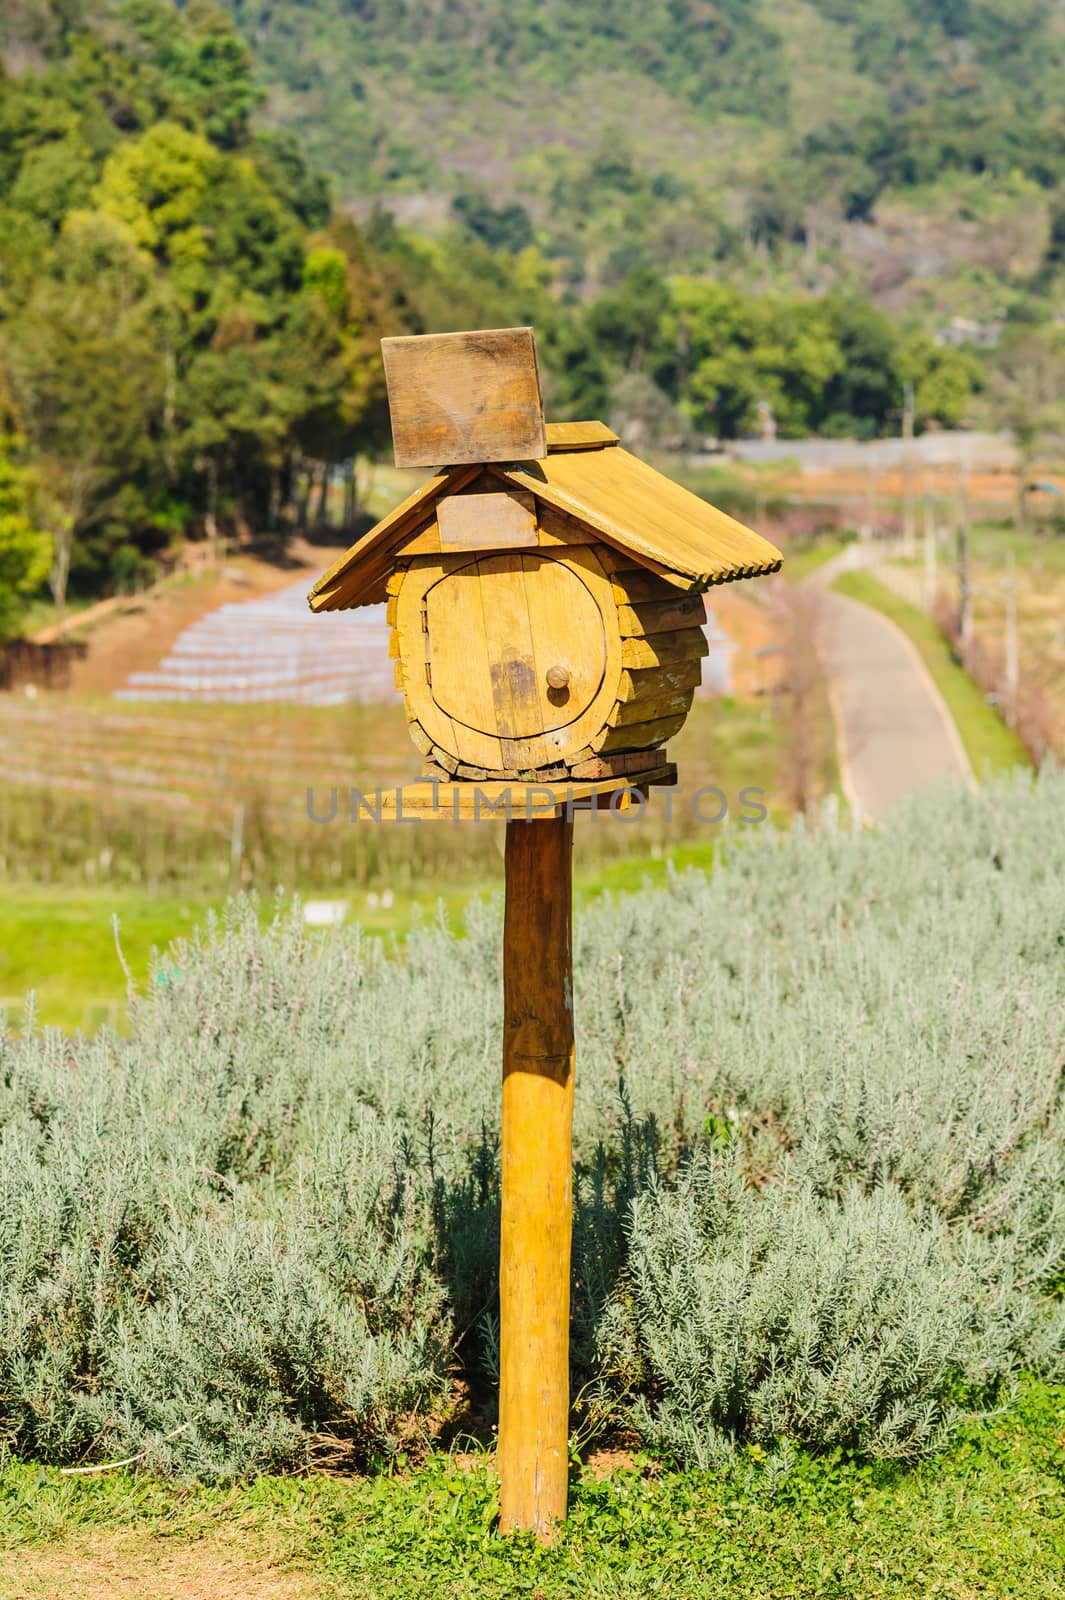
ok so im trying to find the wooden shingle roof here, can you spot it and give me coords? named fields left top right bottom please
left=308, top=422, right=782, bottom=612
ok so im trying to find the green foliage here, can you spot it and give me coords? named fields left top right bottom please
left=0, top=0, right=386, bottom=602
left=0, top=436, right=50, bottom=641
left=0, top=772, right=1063, bottom=1477
left=1, top=1381, right=1064, bottom=1595
left=202, top=0, right=1065, bottom=323
left=899, top=331, right=984, bottom=429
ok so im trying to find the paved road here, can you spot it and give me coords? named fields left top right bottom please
left=814, top=562, right=974, bottom=822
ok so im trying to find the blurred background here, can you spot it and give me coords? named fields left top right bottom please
left=1, top=0, right=1061, bottom=1028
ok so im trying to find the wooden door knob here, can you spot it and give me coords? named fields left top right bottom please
left=546, top=665, right=570, bottom=690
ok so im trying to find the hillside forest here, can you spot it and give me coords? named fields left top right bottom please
left=1, top=0, right=1065, bottom=630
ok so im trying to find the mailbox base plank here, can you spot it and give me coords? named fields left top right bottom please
left=499, top=814, right=575, bottom=1540
left=354, top=769, right=676, bottom=821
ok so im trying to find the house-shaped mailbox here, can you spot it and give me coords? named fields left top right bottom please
left=307, top=331, right=785, bottom=1536
left=309, top=345, right=782, bottom=797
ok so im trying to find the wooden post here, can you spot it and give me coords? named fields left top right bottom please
left=1004, top=549, right=1019, bottom=709
left=957, top=461, right=973, bottom=647
left=498, top=814, right=574, bottom=1540
left=902, top=381, right=916, bottom=558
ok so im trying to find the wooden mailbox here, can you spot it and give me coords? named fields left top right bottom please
left=309, top=329, right=782, bottom=1537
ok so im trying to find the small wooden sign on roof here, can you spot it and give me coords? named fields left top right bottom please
left=382, top=327, right=547, bottom=469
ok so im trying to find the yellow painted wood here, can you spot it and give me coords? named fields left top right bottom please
left=617, top=659, right=703, bottom=703
left=481, top=556, right=551, bottom=772
left=544, top=420, right=618, bottom=450
left=395, top=560, right=505, bottom=772
left=396, top=522, right=443, bottom=557
left=593, top=544, right=678, bottom=581
left=522, top=557, right=607, bottom=731
left=621, top=628, right=709, bottom=671
left=309, top=468, right=480, bottom=611
left=499, top=814, right=574, bottom=1539
left=503, top=444, right=783, bottom=589
left=617, top=593, right=706, bottom=636
left=438, top=488, right=538, bottom=549
left=425, top=559, right=499, bottom=734
left=407, top=720, right=433, bottom=756
left=383, top=328, right=547, bottom=468
left=595, top=713, right=688, bottom=753
left=309, top=424, right=782, bottom=614
left=530, top=504, right=600, bottom=548
left=359, top=769, right=675, bottom=821
left=394, top=549, right=624, bottom=779
left=609, top=567, right=684, bottom=605
left=425, top=553, right=604, bottom=745
left=609, top=683, right=695, bottom=727
left=569, top=749, right=672, bottom=779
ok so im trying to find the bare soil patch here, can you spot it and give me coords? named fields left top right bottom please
left=52, top=543, right=346, bottom=699
left=1, top=1531, right=324, bottom=1600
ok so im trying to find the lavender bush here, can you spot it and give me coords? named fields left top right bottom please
left=0, top=768, right=1062, bottom=1475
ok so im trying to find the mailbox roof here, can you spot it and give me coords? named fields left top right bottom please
left=309, top=422, right=782, bottom=611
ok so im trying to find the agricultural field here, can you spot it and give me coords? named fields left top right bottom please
left=1, top=769, right=1062, bottom=1592
left=0, top=566, right=822, bottom=1028
left=0, top=691, right=794, bottom=1029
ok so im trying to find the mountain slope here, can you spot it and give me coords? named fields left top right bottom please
left=217, top=0, right=1065, bottom=317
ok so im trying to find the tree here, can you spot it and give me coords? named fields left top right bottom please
left=1, top=211, right=164, bottom=609
left=820, top=298, right=901, bottom=437
left=451, top=185, right=534, bottom=254
left=899, top=332, right=981, bottom=432
left=586, top=268, right=672, bottom=379
left=987, top=327, right=1065, bottom=529
left=665, top=281, right=846, bottom=438
left=0, top=428, right=51, bottom=641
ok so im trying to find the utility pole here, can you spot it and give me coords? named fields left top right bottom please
left=957, top=459, right=973, bottom=647
left=923, top=477, right=937, bottom=612
left=1004, top=549, right=1019, bottom=710
left=863, top=457, right=877, bottom=543
left=903, top=381, right=916, bottom=558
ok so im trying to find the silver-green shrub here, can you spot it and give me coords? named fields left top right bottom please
left=0, top=767, right=1062, bottom=1474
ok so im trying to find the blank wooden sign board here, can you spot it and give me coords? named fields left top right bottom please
left=309, top=328, right=783, bottom=1542
left=382, top=327, right=547, bottom=468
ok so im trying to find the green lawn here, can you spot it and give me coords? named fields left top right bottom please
left=832, top=569, right=1031, bottom=779
left=0, top=884, right=481, bottom=1032
left=0, top=827, right=762, bottom=1032
left=2, top=1380, right=1062, bottom=1598
left=0, top=688, right=797, bottom=1031
left=779, top=533, right=849, bottom=582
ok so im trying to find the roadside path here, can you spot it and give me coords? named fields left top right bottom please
left=811, top=555, right=973, bottom=821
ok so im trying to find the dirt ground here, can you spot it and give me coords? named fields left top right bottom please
left=709, top=585, right=782, bottom=698
left=1, top=1532, right=324, bottom=1600
left=782, top=465, right=1052, bottom=506
left=50, top=541, right=346, bottom=699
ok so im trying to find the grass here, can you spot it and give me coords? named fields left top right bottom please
left=0, top=813, right=773, bottom=1031
left=1, top=1379, right=1062, bottom=1597
left=0, top=886, right=476, bottom=1032
left=0, top=691, right=796, bottom=1029
left=777, top=533, right=849, bottom=582
left=832, top=569, right=1031, bottom=778
left=967, top=518, right=1065, bottom=574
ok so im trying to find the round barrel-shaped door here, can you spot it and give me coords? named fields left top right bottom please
left=425, top=553, right=608, bottom=760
